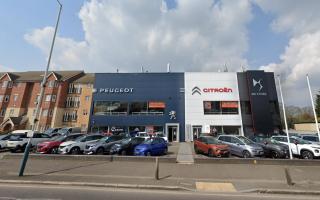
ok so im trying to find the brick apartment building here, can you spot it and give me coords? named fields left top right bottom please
left=0, top=71, right=94, bottom=133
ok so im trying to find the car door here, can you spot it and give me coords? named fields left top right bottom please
left=219, top=136, right=236, bottom=155
left=289, top=138, right=299, bottom=155
left=196, top=137, right=205, bottom=152
left=230, top=137, right=244, bottom=156
left=151, top=139, right=162, bottom=155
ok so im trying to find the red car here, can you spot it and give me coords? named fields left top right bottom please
left=194, top=136, right=230, bottom=157
left=37, top=133, right=83, bottom=154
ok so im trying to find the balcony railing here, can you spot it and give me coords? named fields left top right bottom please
left=65, top=101, right=80, bottom=108
left=68, top=87, right=82, bottom=94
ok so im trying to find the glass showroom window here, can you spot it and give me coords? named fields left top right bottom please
left=129, top=102, right=148, bottom=115
left=93, top=101, right=128, bottom=115
left=203, top=101, right=239, bottom=114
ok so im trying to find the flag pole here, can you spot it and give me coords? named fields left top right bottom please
left=306, top=74, right=320, bottom=140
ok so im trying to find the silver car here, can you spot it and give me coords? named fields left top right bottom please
left=217, top=135, right=264, bottom=158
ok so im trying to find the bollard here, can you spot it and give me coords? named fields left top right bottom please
left=155, top=157, right=159, bottom=180
left=284, top=167, right=294, bottom=186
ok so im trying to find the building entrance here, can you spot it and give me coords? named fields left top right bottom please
left=166, top=123, right=179, bottom=142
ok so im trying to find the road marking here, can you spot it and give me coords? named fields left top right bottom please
left=196, top=182, right=236, bottom=192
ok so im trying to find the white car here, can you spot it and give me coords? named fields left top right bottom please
left=154, top=132, right=168, bottom=142
left=59, top=134, right=104, bottom=154
left=271, top=136, right=320, bottom=159
left=135, top=132, right=150, bottom=140
left=6, top=131, right=51, bottom=153
left=0, top=134, right=11, bottom=149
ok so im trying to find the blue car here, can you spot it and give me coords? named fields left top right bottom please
left=134, top=138, right=168, bottom=156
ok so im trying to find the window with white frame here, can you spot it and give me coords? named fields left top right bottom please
left=66, top=96, right=80, bottom=107
left=52, top=95, right=56, bottom=102
left=2, top=81, right=8, bottom=88
left=42, top=109, right=48, bottom=117
left=8, top=81, right=12, bottom=88
left=54, top=81, right=59, bottom=87
left=13, top=94, right=18, bottom=102
left=9, top=109, right=14, bottom=116
left=45, top=94, right=51, bottom=102
left=48, top=80, right=54, bottom=88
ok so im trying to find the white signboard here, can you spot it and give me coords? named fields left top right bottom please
left=27, top=130, right=34, bottom=138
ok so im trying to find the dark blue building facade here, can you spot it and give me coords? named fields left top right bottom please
left=90, top=73, right=185, bottom=142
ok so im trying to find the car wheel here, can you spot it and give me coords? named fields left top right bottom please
left=271, top=151, right=280, bottom=159
left=121, top=150, right=127, bottom=156
left=301, top=150, right=314, bottom=159
left=208, top=149, right=214, bottom=157
left=50, top=147, right=59, bottom=154
left=163, top=148, right=168, bottom=155
left=242, top=150, right=251, bottom=158
left=194, top=145, right=200, bottom=154
left=96, top=147, right=105, bottom=155
left=70, top=147, right=80, bottom=155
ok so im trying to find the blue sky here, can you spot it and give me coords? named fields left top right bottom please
left=1, top=0, right=320, bottom=106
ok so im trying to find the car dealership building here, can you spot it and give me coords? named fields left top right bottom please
left=90, top=70, right=281, bottom=142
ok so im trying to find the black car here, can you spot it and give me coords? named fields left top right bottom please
left=110, top=137, right=146, bottom=155
left=84, top=135, right=128, bottom=155
left=252, top=137, right=289, bottom=158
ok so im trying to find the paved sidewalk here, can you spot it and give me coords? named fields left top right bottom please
left=176, top=142, right=194, bottom=164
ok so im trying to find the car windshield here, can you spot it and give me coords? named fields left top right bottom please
left=266, top=138, right=281, bottom=144
left=205, top=137, right=220, bottom=144
left=237, top=136, right=254, bottom=145
left=50, top=135, right=64, bottom=141
left=57, top=128, right=69, bottom=135
left=0, top=134, right=8, bottom=140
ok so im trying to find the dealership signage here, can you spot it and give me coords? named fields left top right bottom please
left=98, top=88, right=134, bottom=94
left=192, top=86, right=233, bottom=95
left=251, top=78, right=267, bottom=96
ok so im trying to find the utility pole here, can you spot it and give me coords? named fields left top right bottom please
left=277, top=75, right=293, bottom=160
left=19, top=0, right=62, bottom=176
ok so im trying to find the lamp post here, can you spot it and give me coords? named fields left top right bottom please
left=19, top=0, right=62, bottom=176
left=306, top=74, right=320, bottom=140
left=277, top=75, right=293, bottom=160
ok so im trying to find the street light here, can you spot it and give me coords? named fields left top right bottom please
left=19, top=0, right=63, bottom=176
left=306, top=74, right=320, bottom=140
left=277, top=75, right=293, bottom=160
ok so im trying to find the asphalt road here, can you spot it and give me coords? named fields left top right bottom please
left=0, top=184, right=319, bottom=200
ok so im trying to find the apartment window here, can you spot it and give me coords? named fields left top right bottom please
left=203, top=101, right=239, bottom=115
left=8, top=81, right=13, bottom=88
left=9, top=109, right=14, bottom=116
left=48, top=80, right=54, bottom=88
left=66, top=96, right=80, bottom=108
left=45, top=95, right=51, bottom=102
left=83, top=109, right=88, bottom=115
left=13, top=94, right=18, bottom=102
left=68, top=84, right=81, bottom=94
left=4, top=95, right=9, bottom=102
left=85, top=96, right=90, bottom=101
left=52, top=95, right=56, bottom=102
left=0, top=109, right=6, bottom=117
left=2, top=81, right=8, bottom=88
left=0, top=95, right=3, bottom=102
left=54, top=81, right=59, bottom=87
left=34, top=95, right=40, bottom=105
left=49, top=109, right=53, bottom=117
left=63, top=111, right=77, bottom=122
left=42, top=109, right=48, bottom=117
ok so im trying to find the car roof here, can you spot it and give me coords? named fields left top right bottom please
left=218, top=135, right=240, bottom=137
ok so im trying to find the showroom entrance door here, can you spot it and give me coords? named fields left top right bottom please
left=166, top=123, right=179, bottom=142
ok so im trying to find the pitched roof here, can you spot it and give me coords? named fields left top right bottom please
left=0, top=71, right=84, bottom=82
left=73, top=73, right=95, bottom=83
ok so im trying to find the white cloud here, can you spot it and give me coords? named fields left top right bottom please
left=0, top=64, right=15, bottom=72
left=24, top=0, right=253, bottom=72
left=256, top=0, right=320, bottom=106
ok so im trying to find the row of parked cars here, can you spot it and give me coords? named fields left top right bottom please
left=194, top=134, right=320, bottom=159
left=0, top=130, right=168, bottom=157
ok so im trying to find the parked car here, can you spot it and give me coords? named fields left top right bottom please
left=154, top=132, right=168, bottom=142
left=297, top=135, right=319, bottom=144
left=37, top=133, right=84, bottom=154
left=271, top=136, right=320, bottom=159
left=59, top=134, right=103, bottom=154
left=251, top=137, right=289, bottom=158
left=217, top=135, right=264, bottom=158
left=109, top=137, right=146, bottom=155
left=7, top=131, right=51, bottom=153
left=0, top=134, right=11, bottom=149
left=134, top=138, right=168, bottom=156
left=194, top=136, right=230, bottom=157
left=135, top=132, right=150, bottom=140
left=84, top=135, right=128, bottom=155
left=56, top=127, right=81, bottom=136
left=44, top=128, right=62, bottom=137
